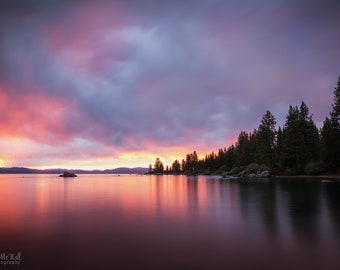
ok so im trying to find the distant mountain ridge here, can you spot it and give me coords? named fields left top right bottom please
left=0, top=167, right=149, bottom=174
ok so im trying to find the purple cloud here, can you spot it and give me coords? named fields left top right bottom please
left=0, top=0, right=339, bottom=167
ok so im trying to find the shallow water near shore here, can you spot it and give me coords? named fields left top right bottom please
left=1, top=174, right=340, bottom=270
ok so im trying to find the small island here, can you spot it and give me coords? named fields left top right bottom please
left=59, top=171, right=77, bottom=177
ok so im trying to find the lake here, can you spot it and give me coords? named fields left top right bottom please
left=0, top=174, right=340, bottom=270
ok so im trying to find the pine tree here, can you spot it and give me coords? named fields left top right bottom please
left=153, top=158, right=164, bottom=174
left=225, top=144, right=236, bottom=170
left=256, top=110, right=276, bottom=168
left=330, top=76, right=340, bottom=127
left=181, top=159, right=186, bottom=172
left=248, top=130, right=257, bottom=164
left=184, top=151, right=199, bottom=173
left=330, top=77, right=340, bottom=170
left=172, top=159, right=181, bottom=174
left=320, top=117, right=334, bottom=168
left=274, top=126, right=283, bottom=170
left=235, top=131, right=251, bottom=166
left=185, top=153, right=191, bottom=172
left=281, top=105, right=300, bottom=172
left=281, top=102, right=319, bottom=173
left=321, top=77, right=340, bottom=171
left=299, top=102, right=320, bottom=165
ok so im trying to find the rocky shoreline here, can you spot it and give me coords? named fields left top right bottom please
left=220, top=165, right=271, bottom=179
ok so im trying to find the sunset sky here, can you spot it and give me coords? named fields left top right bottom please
left=0, top=0, right=339, bottom=169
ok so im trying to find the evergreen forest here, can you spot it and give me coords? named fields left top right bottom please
left=150, top=77, right=340, bottom=176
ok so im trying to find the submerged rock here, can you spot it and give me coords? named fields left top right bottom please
left=59, top=171, right=77, bottom=177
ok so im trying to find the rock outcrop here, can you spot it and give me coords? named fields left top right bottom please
left=221, top=166, right=271, bottom=179
left=59, top=171, right=77, bottom=177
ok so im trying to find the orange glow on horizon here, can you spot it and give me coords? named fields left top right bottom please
left=0, top=83, right=238, bottom=170
left=118, top=145, right=219, bottom=168
left=0, top=157, right=4, bottom=167
left=0, top=141, right=235, bottom=170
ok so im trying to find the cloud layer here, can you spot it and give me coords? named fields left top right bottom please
left=0, top=0, right=339, bottom=168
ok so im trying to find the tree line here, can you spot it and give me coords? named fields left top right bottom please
left=149, top=77, right=340, bottom=176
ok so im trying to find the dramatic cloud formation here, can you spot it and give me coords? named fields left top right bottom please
left=0, top=0, right=339, bottom=168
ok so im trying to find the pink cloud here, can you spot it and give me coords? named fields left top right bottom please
left=0, top=0, right=339, bottom=168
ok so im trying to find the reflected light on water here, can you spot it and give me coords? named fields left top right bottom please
left=0, top=174, right=340, bottom=270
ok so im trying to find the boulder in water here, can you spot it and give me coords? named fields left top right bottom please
left=59, top=171, right=77, bottom=177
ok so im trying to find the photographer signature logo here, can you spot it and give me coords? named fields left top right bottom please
left=0, top=252, right=21, bottom=266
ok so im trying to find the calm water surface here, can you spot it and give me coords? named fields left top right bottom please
left=0, top=174, right=340, bottom=270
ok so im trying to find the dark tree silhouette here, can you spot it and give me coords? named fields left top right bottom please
left=153, top=158, right=164, bottom=174
left=281, top=102, right=319, bottom=173
left=256, top=110, right=276, bottom=168
left=321, top=77, right=340, bottom=171
left=172, top=159, right=181, bottom=174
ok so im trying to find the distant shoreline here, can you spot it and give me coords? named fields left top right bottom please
left=0, top=167, right=149, bottom=174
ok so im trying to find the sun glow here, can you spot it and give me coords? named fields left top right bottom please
left=118, top=146, right=213, bottom=168
left=0, top=131, right=230, bottom=170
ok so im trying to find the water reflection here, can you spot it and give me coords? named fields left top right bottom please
left=323, top=182, right=340, bottom=241
left=0, top=175, right=340, bottom=269
left=238, top=181, right=279, bottom=236
left=281, top=180, right=321, bottom=246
